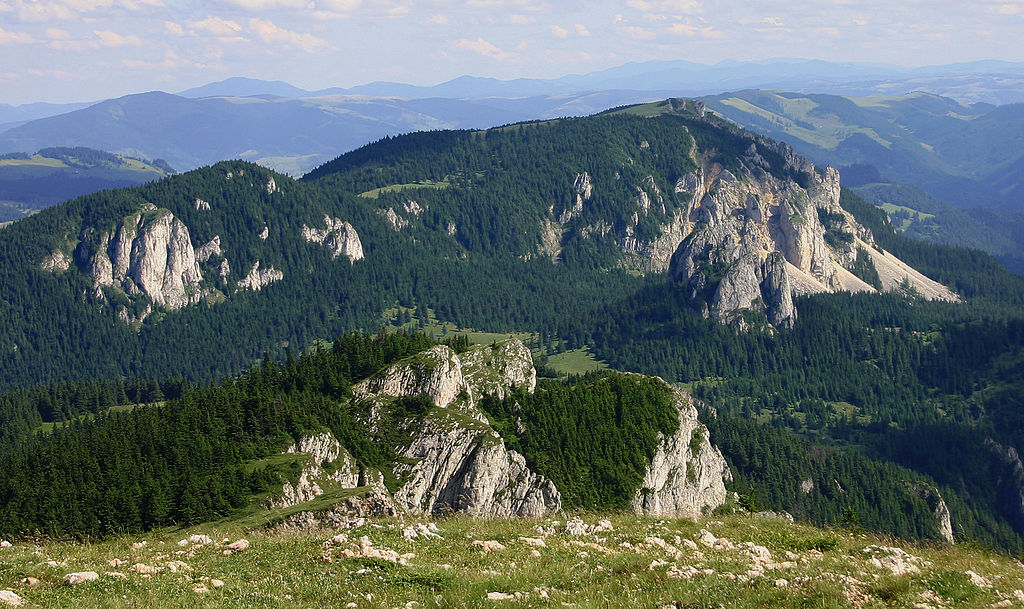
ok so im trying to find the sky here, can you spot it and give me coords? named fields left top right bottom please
left=1, top=0, right=1023, bottom=105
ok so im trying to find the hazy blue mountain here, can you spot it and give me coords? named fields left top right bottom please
left=178, top=77, right=313, bottom=99
left=162, top=59, right=1024, bottom=104
left=0, top=100, right=94, bottom=126
left=0, top=92, right=532, bottom=175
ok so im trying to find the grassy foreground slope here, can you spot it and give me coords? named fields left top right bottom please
left=0, top=513, right=1020, bottom=608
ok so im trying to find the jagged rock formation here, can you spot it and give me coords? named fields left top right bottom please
left=667, top=143, right=958, bottom=327
left=236, top=261, right=282, bottom=291
left=268, top=432, right=378, bottom=510
left=353, top=339, right=561, bottom=518
left=74, top=205, right=204, bottom=310
left=40, top=249, right=70, bottom=272
left=631, top=386, right=731, bottom=517
left=906, top=482, right=955, bottom=544
left=195, top=235, right=222, bottom=263
left=354, top=345, right=465, bottom=410
left=379, top=207, right=409, bottom=231
left=301, top=215, right=364, bottom=263
left=559, top=172, right=591, bottom=224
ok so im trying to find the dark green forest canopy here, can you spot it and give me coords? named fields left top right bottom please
left=0, top=103, right=1023, bottom=549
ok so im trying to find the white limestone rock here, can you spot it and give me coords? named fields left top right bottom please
left=236, top=261, right=282, bottom=291
left=630, top=384, right=730, bottom=517
left=301, top=215, right=364, bottom=263
left=77, top=207, right=204, bottom=310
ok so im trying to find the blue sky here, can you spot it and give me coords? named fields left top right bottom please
left=1, top=0, right=1023, bottom=104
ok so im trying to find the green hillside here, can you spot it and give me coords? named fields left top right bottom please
left=1, top=101, right=1024, bottom=551
left=0, top=147, right=172, bottom=221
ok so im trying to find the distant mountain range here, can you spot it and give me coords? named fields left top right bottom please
left=177, top=59, right=1024, bottom=104
left=0, top=58, right=1021, bottom=271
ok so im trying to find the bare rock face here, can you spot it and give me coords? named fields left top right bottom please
left=236, top=261, right=282, bottom=291
left=559, top=172, right=592, bottom=224
left=905, top=483, right=955, bottom=544
left=196, top=235, right=222, bottom=263
left=354, top=339, right=562, bottom=518
left=268, top=432, right=367, bottom=510
left=394, top=418, right=561, bottom=517
left=301, top=215, right=364, bottom=263
left=630, top=386, right=731, bottom=517
left=666, top=144, right=958, bottom=326
left=353, top=345, right=466, bottom=409
left=40, top=249, right=70, bottom=272
left=77, top=207, right=204, bottom=309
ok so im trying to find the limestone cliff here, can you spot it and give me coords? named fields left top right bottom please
left=630, top=386, right=731, bottom=517
left=268, top=432, right=380, bottom=510
left=301, top=215, right=364, bottom=263
left=667, top=142, right=958, bottom=327
left=264, top=340, right=733, bottom=521
left=352, top=339, right=561, bottom=517
left=74, top=205, right=204, bottom=310
left=906, top=482, right=955, bottom=544
left=236, top=261, right=283, bottom=291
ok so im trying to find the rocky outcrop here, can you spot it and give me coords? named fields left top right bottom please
left=236, top=261, right=282, bottom=291
left=630, top=386, right=731, bottom=517
left=668, top=140, right=956, bottom=326
left=392, top=414, right=562, bottom=517
left=75, top=206, right=204, bottom=309
left=379, top=207, right=409, bottom=231
left=354, top=345, right=465, bottom=410
left=559, top=172, right=592, bottom=224
left=301, top=215, right=364, bottom=263
left=40, top=249, right=70, bottom=272
left=196, top=235, right=222, bottom=263
left=906, top=483, right=954, bottom=544
left=354, top=339, right=562, bottom=517
left=268, top=432, right=368, bottom=510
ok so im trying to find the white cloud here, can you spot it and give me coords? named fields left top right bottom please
left=550, top=24, right=569, bottom=38
left=219, top=0, right=310, bottom=9
left=7, top=0, right=163, bottom=21
left=621, top=25, right=656, bottom=40
left=44, top=27, right=72, bottom=40
left=190, top=16, right=244, bottom=37
left=627, top=0, right=702, bottom=14
left=93, top=30, right=142, bottom=47
left=668, top=22, right=720, bottom=38
left=316, top=0, right=361, bottom=10
left=453, top=37, right=519, bottom=62
left=508, top=14, right=534, bottom=24
left=575, top=23, right=591, bottom=36
left=428, top=13, right=449, bottom=24
left=249, top=18, right=329, bottom=52
left=0, top=26, right=33, bottom=44
left=164, top=21, right=185, bottom=36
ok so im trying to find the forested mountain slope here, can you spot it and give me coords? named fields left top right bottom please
left=2, top=99, right=1024, bottom=550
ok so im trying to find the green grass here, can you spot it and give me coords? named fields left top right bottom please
left=718, top=96, right=893, bottom=150
left=0, top=155, right=69, bottom=168
left=358, top=180, right=450, bottom=199
left=544, top=348, right=608, bottom=375
left=36, top=403, right=153, bottom=434
left=1, top=512, right=1019, bottom=608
